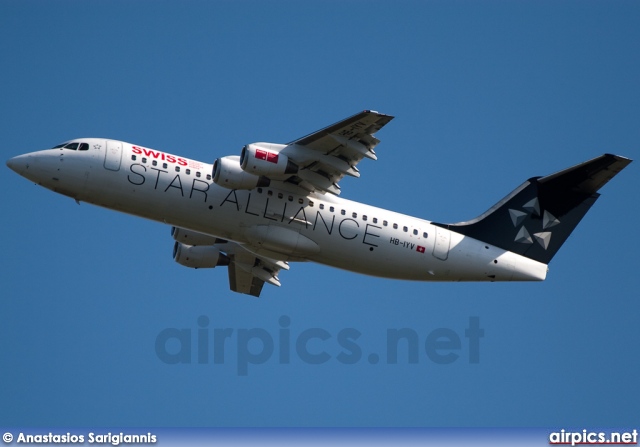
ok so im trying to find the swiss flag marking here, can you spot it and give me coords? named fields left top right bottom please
left=255, top=149, right=268, bottom=160
left=416, top=245, right=426, bottom=254
left=255, top=149, right=278, bottom=164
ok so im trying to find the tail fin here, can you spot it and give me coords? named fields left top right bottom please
left=435, top=154, right=632, bottom=264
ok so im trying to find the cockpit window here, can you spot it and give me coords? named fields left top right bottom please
left=52, top=142, right=89, bottom=150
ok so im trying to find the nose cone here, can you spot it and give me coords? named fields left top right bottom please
left=6, top=154, right=30, bottom=176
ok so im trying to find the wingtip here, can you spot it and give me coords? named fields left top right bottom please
left=364, top=110, right=394, bottom=120
left=604, top=153, right=633, bottom=164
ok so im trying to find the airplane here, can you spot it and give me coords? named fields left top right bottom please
left=6, top=110, right=632, bottom=297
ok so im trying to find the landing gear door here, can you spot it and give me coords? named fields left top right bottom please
left=433, top=226, right=451, bottom=261
left=104, top=140, right=122, bottom=171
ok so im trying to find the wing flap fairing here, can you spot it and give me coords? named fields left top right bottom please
left=279, top=110, right=393, bottom=194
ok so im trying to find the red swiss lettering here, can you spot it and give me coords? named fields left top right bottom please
left=143, top=149, right=162, bottom=159
left=131, top=145, right=192, bottom=166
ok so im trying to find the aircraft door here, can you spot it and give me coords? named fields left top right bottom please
left=104, top=140, right=122, bottom=171
left=432, top=226, right=450, bottom=261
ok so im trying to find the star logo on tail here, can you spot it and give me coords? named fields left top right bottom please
left=508, top=198, right=560, bottom=250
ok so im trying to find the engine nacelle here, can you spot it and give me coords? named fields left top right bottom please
left=171, top=227, right=221, bottom=246
left=245, top=225, right=320, bottom=257
left=173, top=242, right=230, bottom=269
left=212, top=155, right=270, bottom=190
left=240, top=144, right=298, bottom=177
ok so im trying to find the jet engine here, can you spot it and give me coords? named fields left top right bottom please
left=173, top=242, right=230, bottom=269
left=212, top=155, right=270, bottom=190
left=240, top=144, right=298, bottom=177
left=171, top=226, right=221, bottom=246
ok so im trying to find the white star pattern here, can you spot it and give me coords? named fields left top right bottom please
left=509, top=199, right=560, bottom=250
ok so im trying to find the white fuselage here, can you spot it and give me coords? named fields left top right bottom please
left=8, top=139, right=548, bottom=283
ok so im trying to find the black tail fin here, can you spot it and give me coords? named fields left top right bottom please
left=435, top=154, right=632, bottom=264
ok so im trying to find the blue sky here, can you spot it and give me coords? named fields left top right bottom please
left=1, top=0, right=638, bottom=427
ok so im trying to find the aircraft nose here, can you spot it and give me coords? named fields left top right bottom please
left=6, top=154, right=31, bottom=176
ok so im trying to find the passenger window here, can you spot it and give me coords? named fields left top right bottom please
left=206, top=174, right=211, bottom=180
left=175, top=166, right=180, bottom=172
left=268, top=190, right=273, bottom=196
left=423, top=232, right=428, bottom=238
left=257, top=188, right=263, bottom=193
left=186, top=169, right=191, bottom=175
left=152, top=160, right=158, bottom=166
left=341, top=210, right=346, bottom=215
left=298, top=198, right=304, bottom=204
left=363, top=215, right=367, bottom=221
left=196, top=171, right=201, bottom=178
left=288, top=195, right=293, bottom=202
left=142, top=157, right=147, bottom=163
left=278, top=193, right=283, bottom=199
left=413, top=229, right=418, bottom=235
left=403, top=226, right=408, bottom=232
left=79, top=143, right=89, bottom=151
left=383, top=221, right=388, bottom=226
left=131, top=155, right=137, bottom=161
left=320, top=204, right=324, bottom=210
left=373, top=217, right=377, bottom=224
left=393, top=223, right=398, bottom=229
left=330, top=206, right=335, bottom=213
left=352, top=212, right=357, bottom=218
left=163, top=163, right=168, bottom=169
left=308, top=201, right=314, bottom=207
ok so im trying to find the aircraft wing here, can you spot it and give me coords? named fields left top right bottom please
left=223, top=242, right=288, bottom=297
left=281, top=110, right=394, bottom=195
